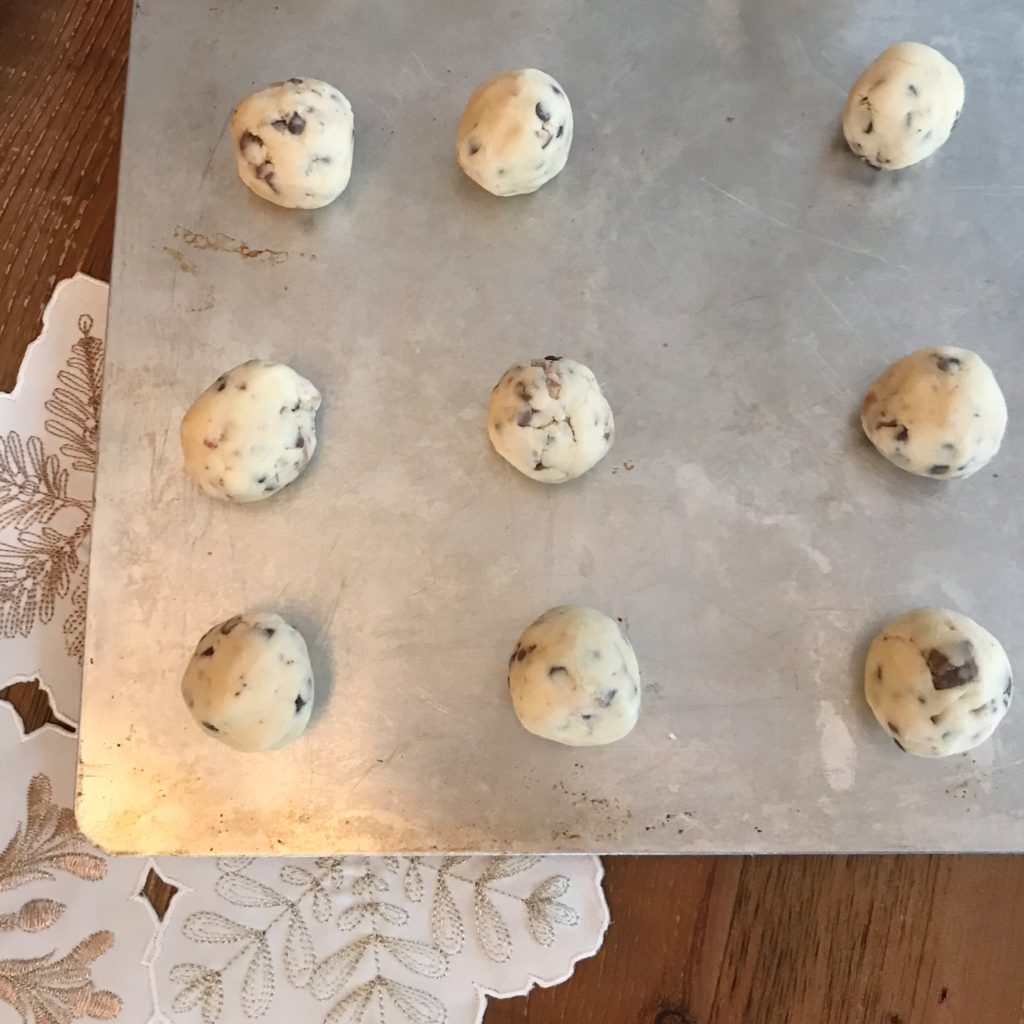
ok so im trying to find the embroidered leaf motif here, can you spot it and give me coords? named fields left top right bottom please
left=429, top=872, right=464, bottom=955
left=478, top=855, right=543, bottom=883
left=0, top=929, right=122, bottom=1024
left=283, top=908, right=314, bottom=988
left=530, top=875, right=570, bottom=902
left=377, top=936, right=448, bottom=979
left=280, top=865, right=313, bottom=887
left=312, top=883, right=333, bottom=925
left=217, top=857, right=254, bottom=875
left=525, top=875, right=578, bottom=946
left=403, top=858, right=424, bottom=904
left=171, top=964, right=223, bottom=1023
left=0, top=898, right=65, bottom=933
left=183, top=911, right=254, bottom=945
left=336, top=903, right=372, bottom=932
left=473, top=888, right=512, bottom=963
left=380, top=977, right=446, bottom=1024
left=0, top=774, right=104, bottom=892
left=216, top=872, right=288, bottom=909
left=309, top=937, right=372, bottom=1000
left=44, top=317, right=104, bottom=474
left=323, top=977, right=376, bottom=1024
left=241, top=937, right=273, bottom=1017
left=351, top=872, right=388, bottom=897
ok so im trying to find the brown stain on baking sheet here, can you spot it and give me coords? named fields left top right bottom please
left=174, top=225, right=316, bottom=266
left=162, top=247, right=195, bottom=273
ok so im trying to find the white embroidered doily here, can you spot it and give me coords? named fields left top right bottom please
left=0, top=276, right=609, bottom=1024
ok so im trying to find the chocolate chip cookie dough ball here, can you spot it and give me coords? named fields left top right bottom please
left=231, top=77, right=354, bottom=208
left=861, top=347, right=1006, bottom=479
left=865, top=608, right=1012, bottom=757
left=488, top=357, right=613, bottom=483
left=843, top=43, right=963, bottom=170
left=509, top=606, right=641, bottom=747
left=181, top=360, right=320, bottom=502
left=457, top=69, right=573, bottom=196
left=182, top=612, right=315, bottom=752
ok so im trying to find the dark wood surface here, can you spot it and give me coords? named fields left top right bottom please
left=3, top=2, right=1024, bottom=1021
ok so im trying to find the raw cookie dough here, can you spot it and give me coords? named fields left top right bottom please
left=508, top=605, right=641, bottom=747
left=230, top=77, right=354, bottom=208
left=864, top=607, right=1012, bottom=757
left=860, top=346, right=1006, bottom=479
left=182, top=612, right=315, bottom=752
left=457, top=68, right=573, bottom=196
left=843, top=43, right=964, bottom=170
left=181, top=360, right=321, bottom=502
left=488, top=357, right=614, bottom=483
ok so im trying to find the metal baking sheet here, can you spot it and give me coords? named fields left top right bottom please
left=77, top=0, right=1024, bottom=855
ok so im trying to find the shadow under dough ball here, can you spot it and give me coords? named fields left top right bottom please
left=181, top=360, right=321, bottom=502
left=488, top=357, right=614, bottom=483
left=508, top=605, right=641, bottom=747
left=181, top=611, right=315, bottom=752
left=231, top=77, right=354, bottom=208
left=861, top=346, right=1006, bottom=479
left=864, top=607, right=1012, bottom=757
left=843, top=42, right=963, bottom=170
left=457, top=68, right=573, bottom=196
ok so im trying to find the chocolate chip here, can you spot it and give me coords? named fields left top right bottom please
left=887, top=721, right=900, bottom=736
left=876, top=665, right=883, bottom=681
left=202, top=721, right=219, bottom=732
left=908, top=83, right=918, bottom=96
left=468, top=141, right=480, bottom=155
left=929, top=465, right=950, bottom=475
left=536, top=102, right=551, bottom=122
left=216, top=378, right=227, bottom=391
left=934, top=355, right=961, bottom=372
left=263, top=627, right=276, bottom=638
left=517, top=408, right=533, bottom=427
left=895, top=426, right=909, bottom=443
left=603, top=431, right=611, bottom=442
left=295, top=434, right=305, bottom=449
left=238, top=382, right=247, bottom=390
left=256, top=475, right=267, bottom=484
left=221, top=615, right=242, bottom=635
left=551, top=84, right=561, bottom=95
left=864, top=120, right=873, bottom=134
left=893, top=737, right=907, bottom=752
left=203, top=439, right=218, bottom=449
left=580, top=713, right=594, bottom=721
left=549, top=665, right=568, bottom=677
left=905, top=112, right=913, bottom=128
left=1004, top=676, right=1013, bottom=697
left=288, top=112, right=306, bottom=134
left=294, top=693, right=307, bottom=713
left=516, top=648, right=527, bottom=662
left=556, top=125, right=564, bottom=138
left=926, top=642, right=978, bottom=690
left=534, top=461, right=545, bottom=471
left=271, top=118, right=288, bottom=132
left=597, top=689, right=618, bottom=707
left=541, top=134, right=553, bottom=150
left=201, top=646, right=215, bottom=657
left=288, top=77, right=304, bottom=84
left=544, top=355, right=561, bottom=361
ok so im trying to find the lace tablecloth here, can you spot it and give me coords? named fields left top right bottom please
left=0, top=275, right=609, bottom=1024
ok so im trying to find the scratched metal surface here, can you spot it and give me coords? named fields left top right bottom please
left=77, top=0, right=1024, bottom=855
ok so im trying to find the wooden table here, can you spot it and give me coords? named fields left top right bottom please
left=3, top=2, right=1023, bottom=1021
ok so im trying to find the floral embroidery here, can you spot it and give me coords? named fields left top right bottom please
left=0, top=314, right=102, bottom=661
left=0, top=774, right=121, bottom=1023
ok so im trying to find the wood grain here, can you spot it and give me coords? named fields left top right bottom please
left=3, top=2, right=1024, bottom=1022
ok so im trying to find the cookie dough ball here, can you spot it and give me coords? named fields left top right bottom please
left=861, top=347, right=1006, bottom=479
left=457, top=69, right=573, bottom=196
left=508, top=606, right=641, bottom=747
left=230, top=77, right=354, bottom=208
left=843, top=43, right=964, bottom=170
left=865, top=608, right=1012, bottom=757
left=488, top=357, right=613, bottom=483
left=182, top=612, right=315, bottom=752
left=181, top=360, right=320, bottom=502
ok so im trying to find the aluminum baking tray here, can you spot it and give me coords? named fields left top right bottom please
left=77, top=0, right=1024, bottom=854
